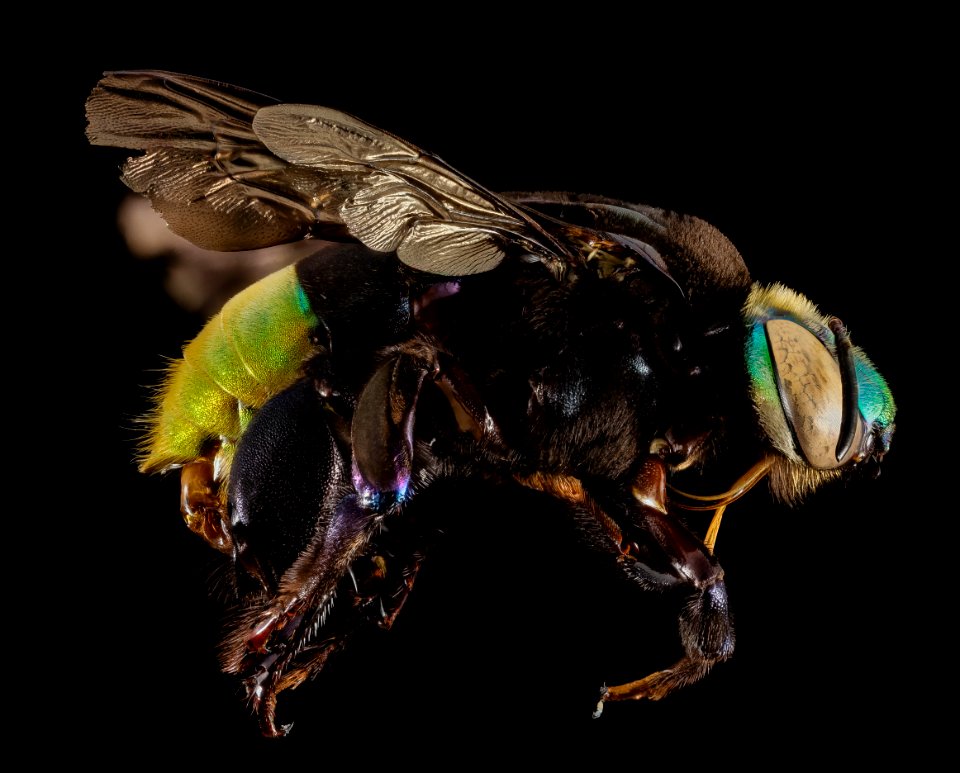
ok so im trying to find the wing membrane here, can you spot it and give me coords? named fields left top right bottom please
left=86, top=71, right=569, bottom=274
left=86, top=71, right=346, bottom=251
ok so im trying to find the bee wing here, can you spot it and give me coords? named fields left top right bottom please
left=85, top=71, right=339, bottom=251
left=251, top=103, right=572, bottom=275
left=86, top=71, right=568, bottom=275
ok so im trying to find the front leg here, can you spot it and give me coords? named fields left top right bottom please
left=518, top=458, right=734, bottom=717
left=596, top=457, right=734, bottom=714
left=596, top=577, right=732, bottom=712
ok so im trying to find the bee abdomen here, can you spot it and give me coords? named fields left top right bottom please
left=140, top=264, right=319, bottom=473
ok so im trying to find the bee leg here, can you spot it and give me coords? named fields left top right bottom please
left=595, top=575, right=733, bottom=714
left=359, top=534, right=435, bottom=632
left=518, top=468, right=734, bottom=715
left=234, top=502, right=440, bottom=737
left=223, top=493, right=378, bottom=736
left=180, top=451, right=233, bottom=554
left=350, top=343, right=438, bottom=504
left=595, top=458, right=734, bottom=716
left=225, top=349, right=438, bottom=736
left=228, top=379, right=351, bottom=592
left=241, top=539, right=433, bottom=736
left=374, top=554, right=425, bottom=631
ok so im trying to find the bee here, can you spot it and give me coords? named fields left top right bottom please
left=86, top=70, right=895, bottom=737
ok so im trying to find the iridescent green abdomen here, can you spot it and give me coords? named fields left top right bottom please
left=140, top=264, right=319, bottom=473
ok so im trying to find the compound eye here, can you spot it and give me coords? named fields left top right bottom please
left=766, top=318, right=861, bottom=470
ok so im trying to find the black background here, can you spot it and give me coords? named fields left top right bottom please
left=55, top=16, right=937, bottom=764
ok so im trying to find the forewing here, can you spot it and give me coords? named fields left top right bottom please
left=86, top=71, right=568, bottom=274
left=251, top=103, right=569, bottom=274
left=85, top=71, right=345, bottom=251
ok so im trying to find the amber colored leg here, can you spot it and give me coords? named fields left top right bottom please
left=595, top=658, right=715, bottom=716
left=703, top=505, right=726, bottom=554
left=180, top=457, right=233, bottom=554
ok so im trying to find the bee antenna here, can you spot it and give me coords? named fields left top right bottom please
left=830, top=318, right=860, bottom=463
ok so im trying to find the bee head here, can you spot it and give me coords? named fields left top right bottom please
left=743, top=283, right=895, bottom=503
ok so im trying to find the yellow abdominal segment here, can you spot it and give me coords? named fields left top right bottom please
left=139, top=264, right=318, bottom=473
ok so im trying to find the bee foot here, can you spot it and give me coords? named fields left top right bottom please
left=592, top=685, right=608, bottom=718
left=245, top=671, right=290, bottom=738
